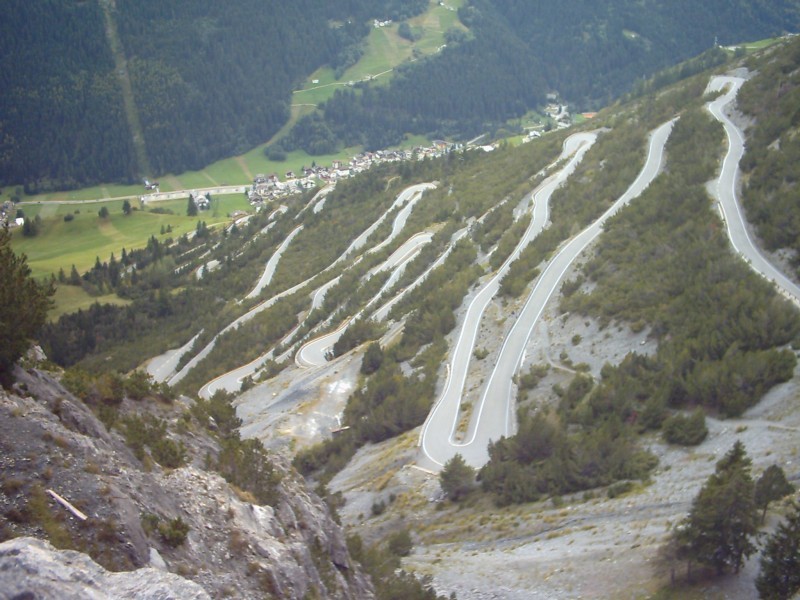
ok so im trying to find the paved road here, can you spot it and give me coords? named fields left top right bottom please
left=141, top=185, right=247, bottom=203
left=367, top=186, right=431, bottom=256
left=245, top=225, right=303, bottom=299
left=193, top=183, right=435, bottom=394
left=295, top=183, right=436, bottom=368
left=339, top=183, right=436, bottom=259
left=706, top=76, right=800, bottom=306
left=417, top=131, right=598, bottom=469
left=169, top=273, right=311, bottom=386
left=146, top=331, right=202, bottom=383
left=373, top=225, right=471, bottom=322
left=295, top=232, right=432, bottom=368
left=297, top=184, right=333, bottom=219
left=419, top=120, right=676, bottom=469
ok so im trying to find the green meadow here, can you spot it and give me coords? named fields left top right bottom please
left=6, top=0, right=469, bottom=304
left=11, top=193, right=251, bottom=281
left=736, top=36, right=785, bottom=51
left=294, top=0, right=467, bottom=104
left=49, top=286, right=132, bottom=321
left=8, top=1, right=466, bottom=211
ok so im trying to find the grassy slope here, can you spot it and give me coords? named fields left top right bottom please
left=294, top=0, right=466, bottom=102
left=13, top=9, right=782, bottom=299
left=11, top=194, right=251, bottom=280
left=50, top=286, right=132, bottom=321
left=8, top=2, right=471, bottom=291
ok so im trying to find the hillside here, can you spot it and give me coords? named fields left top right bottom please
left=2, top=0, right=798, bottom=192
left=4, top=31, right=800, bottom=600
left=0, top=364, right=374, bottom=599
left=299, top=0, right=800, bottom=154
left=0, top=0, right=427, bottom=192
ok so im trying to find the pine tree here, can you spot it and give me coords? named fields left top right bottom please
left=675, top=440, right=759, bottom=575
left=108, top=253, right=120, bottom=288
left=69, top=264, right=81, bottom=285
left=756, top=502, right=800, bottom=600
left=755, top=465, right=795, bottom=523
left=440, top=453, right=475, bottom=502
left=122, top=199, right=132, bottom=215
left=0, top=229, right=54, bottom=383
left=361, top=342, right=384, bottom=375
left=22, top=217, right=37, bottom=237
left=187, top=194, right=198, bottom=217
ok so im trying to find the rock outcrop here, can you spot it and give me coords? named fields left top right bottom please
left=0, top=536, right=210, bottom=600
left=0, top=366, right=373, bottom=599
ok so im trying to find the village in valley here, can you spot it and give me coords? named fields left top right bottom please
left=1, top=107, right=585, bottom=230
left=245, top=141, right=460, bottom=207
left=243, top=104, right=588, bottom=210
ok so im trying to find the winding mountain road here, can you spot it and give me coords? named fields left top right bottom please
left=193, top=183, right=436, bottom=395
left=419, top=119, right=676, bottom=470
left=295, top=231, right=432, bottom=368
left=705, top=75, right=800, bottom=306
left=245, top=225, right=303, bottom=299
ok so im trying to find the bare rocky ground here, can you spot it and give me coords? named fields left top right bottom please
left=0, top=365, right=373, bottom=599
left=236, top=353, right=362, bottom=454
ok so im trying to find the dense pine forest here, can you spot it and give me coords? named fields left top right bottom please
left=301, top=0, right=799, bottom=153
left=1, top=0, right=797, bottom=191
left=0, top=1, right=138, bottom=192
left=0, top=0, right=427, bottom=191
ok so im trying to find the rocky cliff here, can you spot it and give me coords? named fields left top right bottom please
left=0, top=364, right=373, bottom=599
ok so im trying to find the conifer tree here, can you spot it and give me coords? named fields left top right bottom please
left=69, top=264, right=81, bottom=285
left=757, top=502, right=800, bottom=600
left=187, top=194, right=198, bottom=217
left=0, top=228, right=54, bottom=383
left=440, top=453, right=475, bottom=502
left=755, top=465, right=795, bottom=523
left=360, top=342, right=384, bottom=375
left=675, top=440, right=758, bottom=575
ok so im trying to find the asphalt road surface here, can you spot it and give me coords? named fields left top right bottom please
left=193, top=183, right=435, bottom=394
left=706, top=75, right=800, bottom=306
left=419, top=119, right=676, bottom=470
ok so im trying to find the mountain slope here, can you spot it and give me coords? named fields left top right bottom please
left=7, top=32, right=800, bottom=600
left=2, top=0, right=798, bottom=192
left=280, top=0, right=800, bottom=154
left=0, top=0, right=427, bottom=191
left=0, top=365, right=373, bottom=598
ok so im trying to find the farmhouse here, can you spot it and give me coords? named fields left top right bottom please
left=195, top=194, right=211, bottom=210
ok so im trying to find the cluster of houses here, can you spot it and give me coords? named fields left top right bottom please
left=247, top=141, right=460, bottom=206
left=190, top=192, right=212, bottom=210
left=0, top=200, right=23, bottom=228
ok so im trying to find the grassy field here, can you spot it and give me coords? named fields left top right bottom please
left=5, top=0, right=468, bottom=287
left=49, top=285, right=132, bottom=321
left=11, top=193, right=251, bottom=280
left=736, top=36, right=785, bottom=51
left=294, top=0, right=467, bottom=105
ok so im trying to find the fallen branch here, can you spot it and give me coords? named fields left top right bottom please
left=46, top=489, right=88, bottom=521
